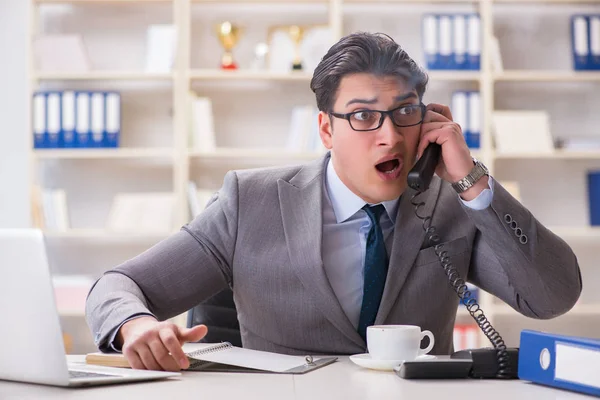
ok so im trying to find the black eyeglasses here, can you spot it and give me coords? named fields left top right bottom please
left=329, top=103, right=426, bottom=132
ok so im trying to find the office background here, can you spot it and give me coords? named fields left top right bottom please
left=1, top=0, right=599, bottom=355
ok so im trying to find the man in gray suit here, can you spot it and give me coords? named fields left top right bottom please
left=86, top=32, right=581, bottom=372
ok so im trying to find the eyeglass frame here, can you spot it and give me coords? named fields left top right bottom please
left=328, top=103, right=427, bottom=132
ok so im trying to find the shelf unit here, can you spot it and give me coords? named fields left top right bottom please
left=29, top=0, right=600, bottom=350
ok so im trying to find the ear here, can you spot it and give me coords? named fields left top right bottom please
left=318, top=111, right=333, bottom=150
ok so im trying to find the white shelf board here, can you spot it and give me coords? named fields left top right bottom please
left=34, top=148, right=175, bottom=160
left=494, top=150, right=600, bottom=160
left=189, top=147, right=325, bottom=161
left=495, top=0, right=600, bottom=3
left=35, top=71, right=174, bottom=81
left=346, top=0, right=479, bottom=3
left=43, top=229, right=173, bottom=240
left=493, top=303, right=600, bottom=316
left=549, top=226, right=600, bottom=240
left=35, top=0, right=170, bottom=4
left=426, top=71, right=481, bottom=82
left=190, top=69, right=313, bottom=82
left=494, top=71, right=600, bottom=82
left=193, top=0, right=327, bottom=2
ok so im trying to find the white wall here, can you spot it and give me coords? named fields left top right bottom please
left=0, top=0, right=30, bottom=228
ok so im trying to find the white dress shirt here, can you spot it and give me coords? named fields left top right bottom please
left=322, top=159, right=494, bottom=328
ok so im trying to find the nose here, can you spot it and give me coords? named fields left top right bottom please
left=376, top=114, right=402, bottom=147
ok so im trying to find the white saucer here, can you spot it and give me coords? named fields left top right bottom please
left=349, top=353, right=437, bottom=371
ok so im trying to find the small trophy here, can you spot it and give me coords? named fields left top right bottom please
left=216, top=21, right=241, bottom=70
left=288, top=25, right=305, bottom=71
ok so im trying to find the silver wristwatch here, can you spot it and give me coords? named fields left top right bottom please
left=451, top=158, right=489, bottom=194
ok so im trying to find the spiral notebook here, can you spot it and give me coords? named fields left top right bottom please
left=85, top=342, right=337, bottom=374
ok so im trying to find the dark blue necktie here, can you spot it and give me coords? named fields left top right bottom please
left=357, top=204, right=389, bottom=342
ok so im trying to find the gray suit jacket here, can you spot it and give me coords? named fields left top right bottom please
left=86, top=153, right=582, bottom=355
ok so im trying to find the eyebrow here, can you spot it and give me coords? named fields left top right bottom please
left=345, top=92, right=418, bottom=107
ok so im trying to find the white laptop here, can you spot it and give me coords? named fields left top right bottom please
left=0, top=229, right=180, bottom=387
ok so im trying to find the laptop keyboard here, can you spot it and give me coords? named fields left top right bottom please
left=69, top=370, right=120, bottom=379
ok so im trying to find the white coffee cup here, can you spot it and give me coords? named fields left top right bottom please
left=367, top=325, right=435, bottom=361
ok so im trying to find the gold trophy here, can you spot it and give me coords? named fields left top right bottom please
left=216, top=21, right=241, bottom=70
left=288, top=25, right=305, bottom=71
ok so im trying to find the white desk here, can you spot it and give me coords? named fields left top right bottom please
left=0, top=356, right=594, bottom=400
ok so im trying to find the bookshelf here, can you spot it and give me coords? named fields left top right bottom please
left=29, top=0, right=600, bottom=352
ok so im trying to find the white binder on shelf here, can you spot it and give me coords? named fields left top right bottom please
left=145, top=24, right=177, bottom=73
left=90, top=92, right=105, bottom=148
left=286, top=105, right=314, bottom=153
left=105, top=92, right=121, bottom=148
left=46, top=92, right=61, bottom=149
left=453, top=15, right=467, bottom=69
left=75, top=92, right=91, bottom=148
left=33, top=92, right=46, bottom=149
left=590, top=16, right=600, bottom=68
left=438, top=15, right=453, bottom=69
left=467, top=14, right=481, bottom=70
left=61, top=91, right=76, bottom=148
left=190, top=94, right=216, bottom=153
left=422, top=14, right=438, bottom=70
left=468, top=92, right=481, bottom=149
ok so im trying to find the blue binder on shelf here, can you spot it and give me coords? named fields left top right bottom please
left=90, top=92, right=105, bottom=148
left=422, top=13, right=480, bottom=71
left=518, top=329, right=600, bottom=397
left=75, top=91, right=91, bottom=148
left=61, top=91, right=77, bottom=148
left=46, top=92, right=61, bottom=149
left=571, top=14, right=600, bottom=71
left=588, top=171, right=600, bottom=226
left=104, top=92, right=121, bottom=148
left=466, top=14, right=481, bottom=71
left=32, top=92, right=46, bottom=149
left=422, top=14, right=439, bottom=70
left=451, top=90, right=480, bottom=149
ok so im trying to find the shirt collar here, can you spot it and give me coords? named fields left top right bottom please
left=325, top=158, right=400, bottom=224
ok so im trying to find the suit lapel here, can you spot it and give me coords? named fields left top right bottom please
left=375, top=177, right=442, bottom=325
left=278, top=154, right=364, bottom=348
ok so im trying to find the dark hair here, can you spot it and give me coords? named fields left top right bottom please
left=310, top=32, right=429, bottom=112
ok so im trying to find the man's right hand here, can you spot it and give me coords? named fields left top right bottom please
left=117, top=316, right=208, bottom=371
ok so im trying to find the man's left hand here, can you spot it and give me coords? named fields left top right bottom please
left=417, top=103, right=489, bottom=201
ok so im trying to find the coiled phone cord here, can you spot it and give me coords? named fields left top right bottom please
left=410, top=192, right=511, bottom=379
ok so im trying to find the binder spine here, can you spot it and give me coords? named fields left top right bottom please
left=438, top=15, right=453, bottom=70
left=90, top=92, right=105, bottom=148
left=572, top=15, right=590, bottom=70
left=46, top=92, right=61, bottom=149
left=105, top=92, right=121, bottom=148
left=468, top=91, right=481, bottom=149
left=422, top=14, right=439, bottom=70
left=590, top=15, right=600, bottom=69
left=453, top=14, right=467, bottom=70
left=33, top=92, right=46, bottom=149
left=467, top=14, right=481, bottom=70
left=61, top=91, right=76, bottom=148
left=75, top=91, right=90, bottom=148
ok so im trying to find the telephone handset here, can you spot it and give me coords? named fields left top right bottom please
left=400, top=143, right=519, bottom=380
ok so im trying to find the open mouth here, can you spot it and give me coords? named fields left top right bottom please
left=375, top=159, right=401, bottom=174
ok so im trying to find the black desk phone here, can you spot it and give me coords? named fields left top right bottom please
left=399, top=144, right=519, bottom=380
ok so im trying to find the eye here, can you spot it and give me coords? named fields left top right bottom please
left=398, top=105, right=416, bottom=115
left=351, top=111, right=377, bottom=121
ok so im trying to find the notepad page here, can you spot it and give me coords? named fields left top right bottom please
left=187, top=345, right=316, bottom=373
